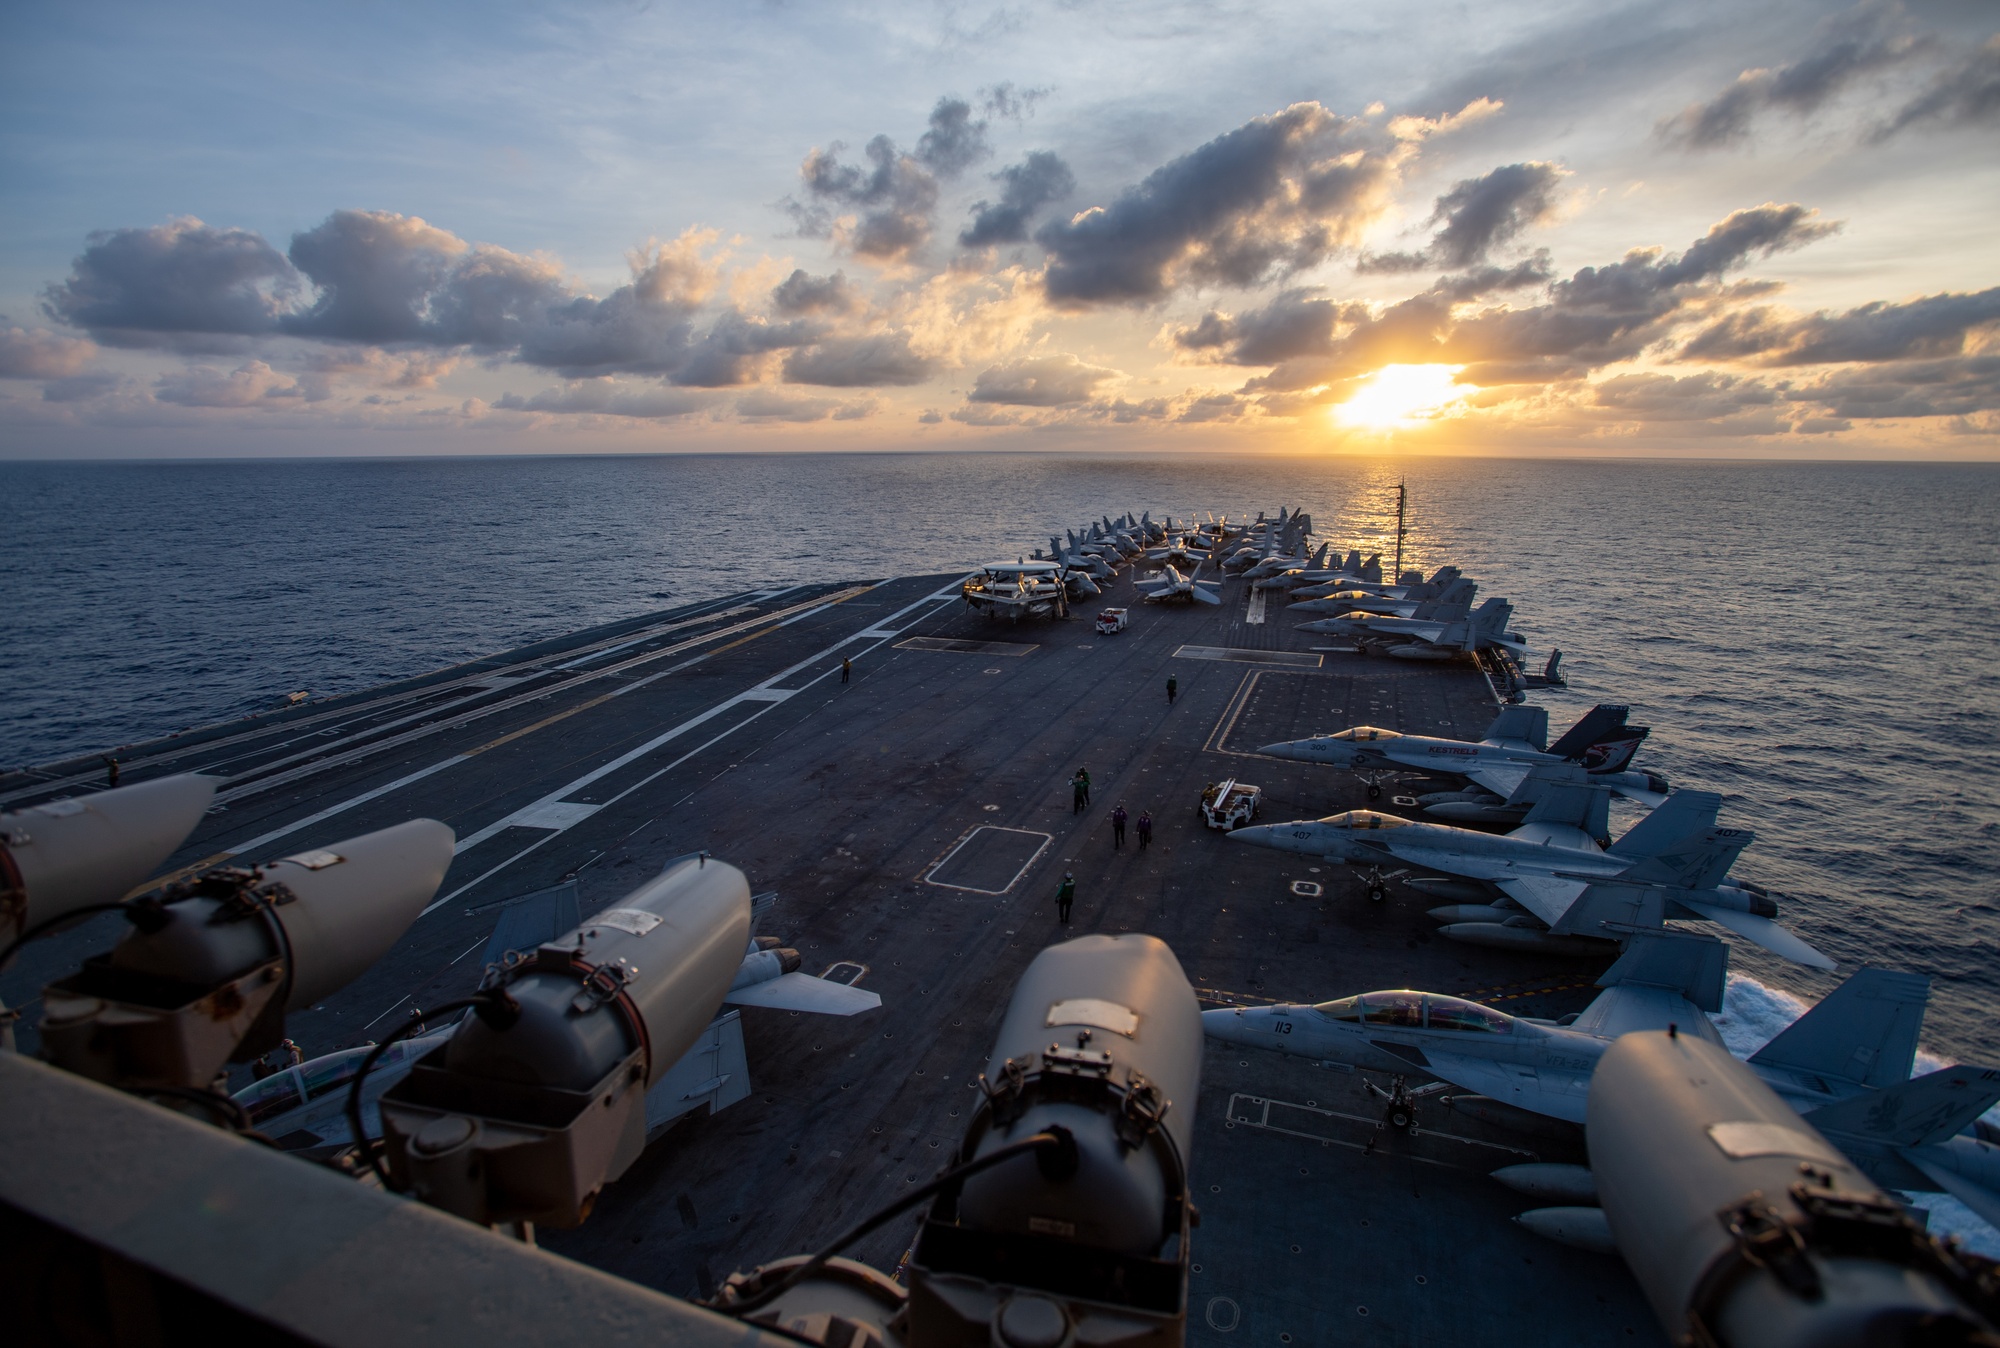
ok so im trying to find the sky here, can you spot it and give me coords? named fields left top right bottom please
left=1, top=0, right=1996, bottom=459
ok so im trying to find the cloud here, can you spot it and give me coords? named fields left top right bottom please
left=672, top=309, right=823, bottom=387
left=495, top=380, right=712, bottom=419
left=1425, top=162, right=1566, bottom=268
left=1789, top=356, right=2000, bottom=419
left=788, top=98, right=988, bottom=260
left=1682, top=287, right=2000, bottom=365
left=968, top=353, right=1120, bottom=405
left=1239, top=203, right=1836, bottom=393
left=0, top=327, right=97, bottom=379
left=771, top=269, right=860, bottom=315
left=1659, top=2, right=1924, bottom=148
left=782, top=332, right=933, bottom=386
left=42, top=217, right=297, bottom=347
left=508, top=231, right=724, bottom=377
left=961, top=151, right=1076, bottom=247
left=154, top=360, right=302, bottom=407
left=40, top=372, right=123, bottom=403
left=1591, top=370, right=1781, bottom=420
left=1173, top=290, right=1371, bottom=365
left=1035, top=102, right=1419, bottom=306
left=284, top=210, right=469, bottom=342
left=1876, top=35, right=2000, bottom=138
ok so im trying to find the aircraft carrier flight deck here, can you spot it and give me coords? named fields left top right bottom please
left=1, top=564, right=1661, bottom=1345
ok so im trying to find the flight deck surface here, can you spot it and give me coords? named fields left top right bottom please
left=3, top=567, right=1660, bottom=1345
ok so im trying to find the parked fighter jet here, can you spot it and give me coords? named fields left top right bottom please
left=1203, top=952, right=2000, bottom=1221
left=1297, top=577, right=1525, bottom=660
left=1136, top=556, right=1225, bottom=606
left=1287, top=567, right=1464, bottom=615
left=1227, top=771, right=1834, bottom=968
left=1289, top=560, right=1443, bottom=602
left=1260, top=702, right=1667, bottom=811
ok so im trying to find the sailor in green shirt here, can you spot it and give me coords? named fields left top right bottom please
left=1057, top=873, right=1075, bottom=924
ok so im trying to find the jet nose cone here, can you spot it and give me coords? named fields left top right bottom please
left=1258, top=738, right=1312, bottom=759
left=1200, top=1005, right=1265, bottom=1045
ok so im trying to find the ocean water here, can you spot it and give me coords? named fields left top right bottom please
left=3, top=454, right=1996, bottom=1076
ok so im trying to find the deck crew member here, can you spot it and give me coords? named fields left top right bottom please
left=841, top=657, right=851, bottom=684
left=1166, top=674, right=1178, bottom=705
left=1111, top=805, right=1128, bottom=849
left=1056, top=873, right=1075, bottom=924
left=1071, top=771, right=1087, bottom=814
left=1136, top=810, right=1153, bottom=849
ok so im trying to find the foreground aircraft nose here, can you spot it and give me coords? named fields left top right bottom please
left=1201, top=1005, right=1280, bottom=1046
left=1258, top=737, right=1342, bottom=763
left=1224, top=821, right=1317, bottom=853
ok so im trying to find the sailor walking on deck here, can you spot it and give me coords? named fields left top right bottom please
left=841, top=657, right=851, bottom=684
left=1137, top=810, right=1153, bottom=849
left=1071, top=771, right=1087, bottom=814
left=1166, top=674, right=1178, bottom=705
left=1111, top=805, right=1128, bottom=849
left=1056, top=872, right=1075, bottom=924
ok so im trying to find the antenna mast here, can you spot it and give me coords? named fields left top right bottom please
left=1393, top=481, right=1407, bottom=580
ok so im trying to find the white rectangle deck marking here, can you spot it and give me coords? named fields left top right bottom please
left=925, top=826, right=1053, bottom=895
left=505, top=800, right=603, bottom=831
left=1224, top=1094, right=1534, bottom=1166
left=895, top=637, right=1038, bottom=657
left=1245, top=588, right=1267, bottom=625
left=736, top=688, right=795, bottom=702
left=1173, top=645, right=1323, bottom=667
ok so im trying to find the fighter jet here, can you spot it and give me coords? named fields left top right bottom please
left=1260, top=702, right=1667, bottom=811
left=1286, top=566, right=1464, bottom=614
left=1297, top=578, right=1525, bottom=661
left=1226, top=771, right=1835, bottom=968
left=1136, top=555, right=1225, bottom=606
left=1203, top=952, right=2000, bottom=1221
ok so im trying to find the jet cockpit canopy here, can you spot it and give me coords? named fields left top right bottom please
left=1319, top=809, right=1412, bottom=830
left=1326, top=726, right=1400, bottom=742
left=1310, top=991, right=1513, bottom=1033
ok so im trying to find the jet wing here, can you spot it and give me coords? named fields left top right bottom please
left=1902, top=1151, right=2000, bottom=1231
left=1373, top=620, right=1448, bottom=643
left=1613, top=782, right=1670, bottom=810
left=1495, top=874, right=1591, bottom=927
left=1420, top=1049, right=1591, bottom=1124
left=1389, top=845, right=1626, bottom=887
left=1678, top=899, right=1837, bottom=970
left=724, top=972, right=883, bottom=1015
left=1466, top=762, right=1533, bottom=799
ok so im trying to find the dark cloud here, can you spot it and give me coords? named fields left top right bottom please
left=968, top=353, right=1119, bottom=406
left=671, top=310, right=823, bottom=387
left=284, top=211, right=466, bottom=342
left=1430, top=253, right=1555, bottom=302
left=42, top=217, right=297, bottom=348
left=1789, top=355, right=2000, bottom=418
left=1357, top=162, right=1563, bottom=273
left=961, top=151, right=1076, bottom=247
left=499, top=237, right=722, bottom=378
left=1876, top=34, right=2000, bottom=137
left=1035, top=102, right=1403, bottom=306
left=1177, top=393, right=1247, bottom=423
left=495, top=381, right=712, bottom=419
left=1172, top=290, right=1370, bottom=365
left=782, top=332, right=933, bottom=387
left=1427, top=162, right=1565, bottom=268
left=1682, top=287, right=2000, bottom=365
left=1591, top=370, right=1780, bottom=420
left=789, top=98, right=989, bottom=260
left=915, top=98, right=989, bottom=177
left=1659, top=2, right=1924, bottom=148
left=0, top=327, right=96, bottom=379
left=1244, top=203, right=1835, bottom=391
left=771, top=269, right=860, bottom=315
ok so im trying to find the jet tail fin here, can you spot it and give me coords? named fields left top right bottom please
left=1607, top=790, right=1722, bottom=859
left=1805, top=1065, right=2000, bottom=1149
left=1596, top=929, right=1727, bottom=1012
left=1748, top=967, right=1931, bottom=1091
left=1519, top=766, right=1611, bottom=838
left=1581, top=727, right=1650, bottom=775
left=1482, top=703, right=1550, bottom=751
left=1547, top=705, right=1632, bottom=760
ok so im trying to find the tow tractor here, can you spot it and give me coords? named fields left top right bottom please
left=1200, top=778, right=1263, bottom=830
left=1095, top=606, right=1128, bottom=635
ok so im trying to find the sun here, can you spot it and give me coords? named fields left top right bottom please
left=1333, top=364, right=1469, bottom=430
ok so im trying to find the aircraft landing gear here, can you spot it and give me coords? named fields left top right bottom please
left=1357, top=864, right=1408, bottom=902
left=1364, top=1075, right=1449, bottom=1140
